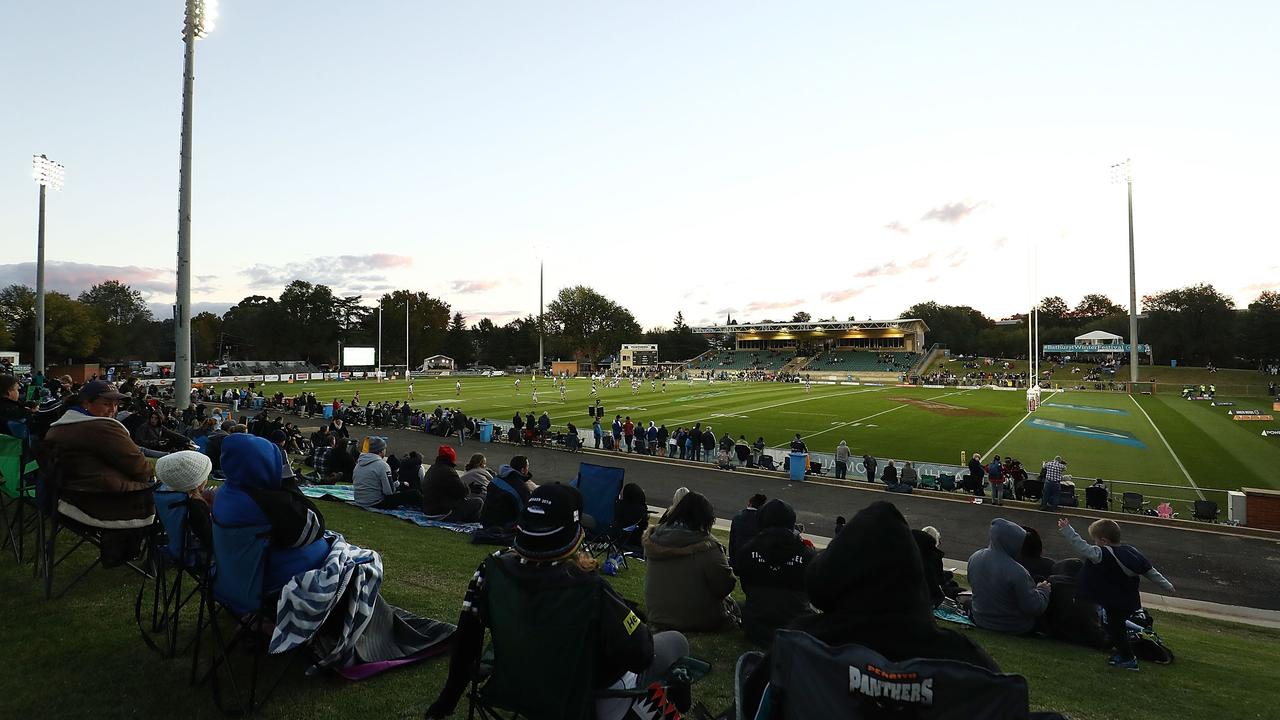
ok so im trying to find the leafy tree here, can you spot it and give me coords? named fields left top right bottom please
left=1141, top=283, right=1237, bottom=365
left=277, top=280, right=342, bottom=364
left=375, top=290, right=452, bottom=367
left=444, top=312, right=476, bottom=368
left=1038, top=296, right=1070, bottom=321
left=76, top=281, right=155, bottom=361
left=222, top=295, right=288, bottom=360
left=900, top=301, right=994, bottom=355
left=0, top=285, right=35, bottom=358
left=544, top=286, right=642, bottom=367
left=191, top=312, right=224, bottom=363
left=43, top=292, right=100, bottom=362
left=790, top=311, right=812, bottom=323
left=1073, top=293, right=1125, bottom=320
left=1242, top=290, right=1280, bottom=362
left=77, top=281, right=152, bottom=326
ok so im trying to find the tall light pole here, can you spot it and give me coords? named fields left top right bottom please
left=175, top=0, right=218, bottom=410
left=377, top=297, right=383, bottom=382
left=405, top=294, right=411, bottom=377
left=31, top=155, right=65, bottom=377
left=1112, top=159, right=1139, bottom=384
left=537, top=261, right=544, bottom=376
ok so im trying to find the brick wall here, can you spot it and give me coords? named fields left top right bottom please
left=1245, top=489, right=1280, bottom=531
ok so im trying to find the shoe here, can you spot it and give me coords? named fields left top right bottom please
left=1107, top=655, right=1139, bottom=671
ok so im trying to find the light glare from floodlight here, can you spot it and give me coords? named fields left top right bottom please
left=186, top=0, right=219, bottom=38
left=32, top=154, right=65, bottom=191
left=1109, top=158, right=1132, bottom=184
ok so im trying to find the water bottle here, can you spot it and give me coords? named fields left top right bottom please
left=603, top=554, right=619, bottom=576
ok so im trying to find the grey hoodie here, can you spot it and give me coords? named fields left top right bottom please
left=966, top=518, right=1050, bottom=634
left=352, top=452, right=394, bottom=508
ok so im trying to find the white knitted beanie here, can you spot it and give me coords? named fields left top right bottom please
left=156, top=450, right=213, bottom=493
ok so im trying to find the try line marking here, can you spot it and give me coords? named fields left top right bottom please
left=1128, top=395, right=1206, bottom=501
left=981, top=389, right=1060, bottom=462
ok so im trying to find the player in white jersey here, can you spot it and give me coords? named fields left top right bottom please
left=661, top=379, right=667, bottom=393
left=651, top=379, right=656, bottom=392
left=514, top=377, right=520, bottom=394
left=531, top=388, right=539, bottom=405
left=407, top=382, right=414, bottom=400
left=559, top=384, right=566, bottom=401
left=456, top=380, right=462, bottom=396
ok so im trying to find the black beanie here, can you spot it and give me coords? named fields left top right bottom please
left=805, top=501, right=932, bottom=616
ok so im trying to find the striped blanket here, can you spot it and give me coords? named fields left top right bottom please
left=270, top=533, right=381, bottom=669
left=300, top=485, right=481, bottom=534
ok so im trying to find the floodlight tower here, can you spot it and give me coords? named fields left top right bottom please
left=32, top=154, right=65, bottom=376
left=1111, top=159, right=1139, bottom=384
left=175, top=0, right=218, bottom=410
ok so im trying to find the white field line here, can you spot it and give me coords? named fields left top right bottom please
left=1128, top=395, right=1206, bottom=501
left=665, top=387, right=886, bottom=427
left=797, top=389, right=972, bottom=443
left=981, top=389, right=1060, bottom=461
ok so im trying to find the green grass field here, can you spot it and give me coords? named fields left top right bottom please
left=206, top=375, right=1280, bottom=506
left=3, top=500, right=1278, bottom=720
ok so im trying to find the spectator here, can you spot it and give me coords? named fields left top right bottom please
left=623, top=416, right=635, bottom=452
left=899, top=461, right=919, bottom=488
left=988, top=455, right=1006, bottom=506
left=0, top=374, right=32, bottom=432
left=862, top=453, right=877, bottom=483
left=613, top=482, right=650, bottom=550
left=1040, top=456, right=1066, bottom=511
left=739, top=501, right=999, bottom=719
left=751, top=436, right=765, bottom=467
left=214, top=433, right=329, bottom=591
left=328, top=416, right=350, bottom=441
left=537, top=411, right=551, bottom=445
left=1057, top=517, right=1175, bottom=670
left=728, top=493, right=768, bottom=563
left=833, top=440, right=850, bottom=479
left=788, top=433, right=807, bottom=453
left=42, top=381, right=153, bottom=525
left=967, top=453, right=986, bottom=497
left=733, top=499, right=816, bottom=648
left=658, top=487, right=689, bottom=525
left=643, top=491, right=737, bottom=631
left=154, top=449, right=215, bottom=536
left=967, top=519, right=1051, bottom=634
left=911, top=525, right=947, bottom=608
left=354, top=437, right=422, bottom=510
left=459, top=453, right=493, bottom=494
left=205, top=420, right=235, bottom=473
left=1018, top=526, right=1055, bottom=582
left=592, top=417, right=603, bottom=449
left=422, top=445, right=482, bottom=522
left=426, top=484, right=690, bottom=720
left=700, top=426, right=716, bottom=462
left=656, top=424, right=669, bottom=457
left=479, top=455, right=537, bottom=528
left=611, top=415, right=623, bottom=451
left=399, top=450, right=426, bottom=492
left=880, top=459, right=898, bottom=487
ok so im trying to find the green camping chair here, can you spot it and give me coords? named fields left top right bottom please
left=0, top=427, right=40, bottom=564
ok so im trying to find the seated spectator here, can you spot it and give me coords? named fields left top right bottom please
left=728, top=493, right=768, bottom=567
left=967, top=518, right=1051, bottom=634
left=899, top=461, right=919, bottom=488
left=880, top=459, right=898, bottom=486
left=1018, top=525, right=1055, bottom=582
left=734, top=500, right=816, bottom=648
left=449, top=452, right=487, bottom=493
left=643, top=492, right=737, bottom=631
left=0, top=374, right=32, bottom=432
left=740, top=501, right=999, bottom=719
left=354, top=437, right=423, bottom=510
left=613, top=482, right=650, bottom=551
left=205, top=420, right=235, bottom=475
left=213, top=433, right=330, bottom=591
left=154, top=449, right=215, bottom=538
left=188, top=416, right=217, bottom=441
left=426, top=484, right=690, bottom=720
left=478, top=455, right=537, bottom=528
left=422, top=445, right=482, bottom=522
left=657, top=486, right=690, bottom=525
left=42, top=380, right=153, bottom=525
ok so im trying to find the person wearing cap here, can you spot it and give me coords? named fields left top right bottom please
left=42, top=380, right=154, bottom=524
left=426, top=484, right=690, bottom=720
left=738, top=502, right=1000, bottom=718
left=733, top=499, right=816, bottom=648
left=422, top=445, right=482, bottom=522
left=354, top=436, right=422, bottom=510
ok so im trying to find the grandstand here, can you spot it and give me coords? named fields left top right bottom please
left=691, top=318, right=928, bottom=379
left=216, top=360, right=320, bottom=376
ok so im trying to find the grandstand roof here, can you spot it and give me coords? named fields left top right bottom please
left=690, top=318, right=929, bottom=334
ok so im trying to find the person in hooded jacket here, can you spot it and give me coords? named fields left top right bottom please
left=398, top=450, right=426, bottom=492
left=967, top=518, right=1052, bottom=634
left=459, top=452, right=494, bottom=494
left=740, top=501, right=999, bottom=719
left=642, top=491, right=737, bottom=631
left=478, top=455, right=538, bottom=528
left=422, top=445, right=482, bottom=522
left=353, top=437, right=422, bottom=509
left=213, top=433, right=329, bottom=591
left=1017, top=525, right=1056, bottom=582
left=733, top=499, right=816, bottom=648
left=613, top=482, right=650, bottom=551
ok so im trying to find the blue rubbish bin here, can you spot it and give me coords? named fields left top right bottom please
left=789, top=452, right=808, bottom=482
left=478, top=421, right=493, bottom=443
left=323, top=406, right=333, bottom=420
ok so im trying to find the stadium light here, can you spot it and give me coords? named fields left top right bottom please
left=31, top=154, right=65, bottom=376
left=1110, top=159, right=1139, bottom=384
left=175, top=0, right=218, bottom=410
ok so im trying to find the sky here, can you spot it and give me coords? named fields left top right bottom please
left=2, top=1, right=1278, bottom=331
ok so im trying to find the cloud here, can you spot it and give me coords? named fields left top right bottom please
left=0, top=261, right=175, bottom=297
left=883, top=221, right=911, bottom=234
left=744, top=299, right=804, bottom=312
left=921, top=201, right=980, bottom=224
left=461, top=309, right=526, bottom=324
left=450, top=280, right=498, bottom=294
left=821, top=287, right=871, bottom=303
left=243, top=253, right=412, bottom=293
left=1241, top=282, right=1278, bottom=294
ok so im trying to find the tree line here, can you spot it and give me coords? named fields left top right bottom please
left=2, top=279, right=1275, bottom=370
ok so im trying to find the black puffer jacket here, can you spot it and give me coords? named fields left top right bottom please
left=733, top=500, right=815, bottom=647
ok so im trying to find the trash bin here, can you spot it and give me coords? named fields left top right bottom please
left=789, top=452, right=808, bottom=482
left=323, top=406, right=333, bottom=420
left=478, top=421, right=494, bottom=443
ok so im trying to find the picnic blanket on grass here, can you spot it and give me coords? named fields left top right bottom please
left=271, top=533, right=455, bottom=678
left=300, top=484, right=481, bottom=534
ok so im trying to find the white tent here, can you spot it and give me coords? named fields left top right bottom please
left=1073, top=330, right=1123, bottom=345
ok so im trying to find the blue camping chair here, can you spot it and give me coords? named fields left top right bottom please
left=570, top=463, right=635, bottom=569
left=1, top=421, right=40, bottom=564
left=136, top=489, right=209, bottom=658
left=195, top=518, right=303, bottom=715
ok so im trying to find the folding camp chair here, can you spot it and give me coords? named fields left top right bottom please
left=136, top=489, right=209, bottom=657
left=570, top=463, right=635, bottom=570
left=1121, top=492, right=1147, bottom=514
left=194, top=518, right=304, bottom=715
left=34, top=451, right=156, bottom=600
left=1190, top=500, right=1219, bottom=523
left=1085, top=484, right=1110, bottom=511
left=735, top=629, right=1041, bottom=720
left=1, top=423, right=40, bottom=563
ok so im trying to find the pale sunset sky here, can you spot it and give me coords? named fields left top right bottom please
left=2, top=2, right=1277, bottom=329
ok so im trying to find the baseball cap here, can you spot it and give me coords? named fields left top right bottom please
left=514, top=483, right=586, bottom=561
left=80, top=380, right=129, bottom=402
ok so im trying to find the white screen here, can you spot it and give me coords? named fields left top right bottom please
left=343, top=347, right=376, bottom=366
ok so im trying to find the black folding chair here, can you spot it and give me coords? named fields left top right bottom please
left=1190, top=500, right=1219, bottom=523
left=1121, top=492, right=1147, bottom=514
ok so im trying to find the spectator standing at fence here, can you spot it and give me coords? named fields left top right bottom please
left=862, top=453, right=877, bottom=483
left=1041, top=456, right=1066, bottom=511
left=752, top=436, right=766, bottom=467
left=987, top=455, right=1006, bottom=506
left=701, top=426, right=716, bottom=461
left=967, top=453, right=985, bottom=497
left=833, top=440, right=850, bottom=479
left=592, top=416, right=603, bottom=448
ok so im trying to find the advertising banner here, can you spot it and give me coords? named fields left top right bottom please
left=265, top=374, right=280, bottom=382
left=339, top=372, right=351, bottom=379
left=1232, top=415, right=1274, bottom=421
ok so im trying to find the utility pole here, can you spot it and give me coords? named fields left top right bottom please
left=1112, top=159, right=1139, bottom=384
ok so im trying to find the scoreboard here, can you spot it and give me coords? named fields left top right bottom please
left=620, top=344, right=658, bottom=368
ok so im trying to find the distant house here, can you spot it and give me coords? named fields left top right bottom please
left=421, top=355, right=455, bottom=371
